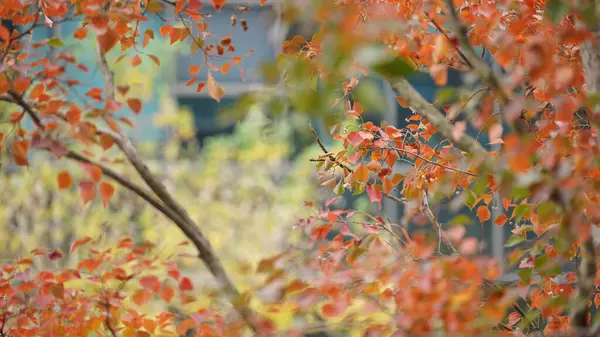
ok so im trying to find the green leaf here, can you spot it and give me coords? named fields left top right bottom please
left=518, top=268, right=532, bottom=285
left=450, top=214, right=472, bottom=226
left=513, top=204, right=530, bottom=222
left=48, top=38, right=64, bottom=47
left=505, top=234, right=525, bottom=247
left=463, top=189, right=478, bottom=210
left=545, top=0, right=569, bottom=23
left=435, top=88, right=458, bottom=105
left=534, top=254, right=549, bottom=269
left=333, top=179, right=345, bottom=195
left=372, top=57, right=415, bottom=79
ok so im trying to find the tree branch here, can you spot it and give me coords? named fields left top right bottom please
left=442, top=0, right=511, bottom=104
left=388, top=78, right=491, bottom=163
left=93, top=39, right=259, bottom=331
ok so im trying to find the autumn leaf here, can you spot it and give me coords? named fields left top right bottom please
left=354, top=162, right=369, bottom=183
left=477, top=205, right=491, bottom=222
left=366, top=184, right=383, bottom=205
left=140, top=275, right=161, bottom=293
left=147, top=54, right=160, bottom=66
left=179, top=277, right=194, bottom=291
left=132, top=289, right=153, bottom=306
left=84, top=164, right=103, bottom=182
left=56, top=171, right=72, bottom=189
left=99, top=133, right=114, bottom=150
left=494, top=214, right=508, bottom=226
left=97, top=29, right=119, bottom=53
left=127, top=98, right=142, bottom=114
left=70, top=236, right=92, bottom=253
left=79, top=181, right=96, bottom=205
left=100, top=182, right=115, bottom=208
left=73, top=27, right=88, bottom=40
left=13, top=140, right=29, bottom=166
left=160, top=283, right=175, bottom=302
left=131, top=55, right=142, bottom=67
left=207, top=73, right=224, bottom=102
left=48, top=250, right=63, bottom=261
left=212, top=0, right=226, bottom=10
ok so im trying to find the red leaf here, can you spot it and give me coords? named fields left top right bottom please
left=57, top=171, right=72, bottom=189
left=366, top=185, right=382, bottom=205
left=100, top=182, right=115, bottom=208
left=79, top=181, right=96, bottom=205
left=140, top=275, right=161, bottom=293
left=179, top=277, right=194, bottom=291
left=48, top=250, right=63, bottom=261
left=127, top=98, right=142, bottom=114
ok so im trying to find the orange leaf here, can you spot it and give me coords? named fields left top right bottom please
left=147, top=54, right=160, bottom=66
left=79, top=181, right=96, bottom=205
left=430, top=64, right=448, bottom=86
left=132, top=289, right=152, bottom=306
left=477, top=205, right=491, bottom=222
left=212, top=0, right=226, bottom=10
left=97, top=29, right=119, bottom=53
left=159, top=25, right=172, bottom=37
left=494, top=214, right=508, bottom=226
left=160, top=283, right=175, bottom=302
left=396, top=96, right=409, bottom=108
left=221, top=62, right=231, bottom=74
left=73, top=27, right=88, bottom=40
left=85, top=164, right=103, bottom=182
left=12, top=140, right=29, bottom=166
left=175, top=0, right=186, bottom=13
left=100, top=182, right=115, bottom=208
left=99, top=133, right=114, bottom=150
left=354, top=162, right=369, bottom=183
left=66, top=105, right=81, bottom=123
left=176, top=318, right=196, bottom=336
left=131, top=55, right=142, bottom=67
left=57, top=171, right=72, bottom=189
left=189, top=65, right=201, bottom=74
left=70, top=236, right=92, bottom=253
left=127, top=98, right=142, bottom=114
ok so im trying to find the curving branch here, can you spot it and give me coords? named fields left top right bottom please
left=93, top=39, right=260, bottom=331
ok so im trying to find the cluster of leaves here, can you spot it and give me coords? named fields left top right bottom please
left=0, top=236, right=252, bottom=337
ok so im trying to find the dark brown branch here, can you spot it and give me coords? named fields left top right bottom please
left=8, top=91, right=45, bottom=130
